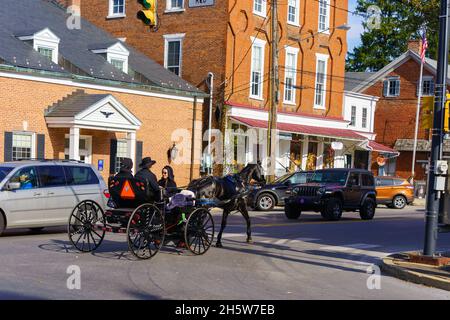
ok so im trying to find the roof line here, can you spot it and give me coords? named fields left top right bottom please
left=0, top=64, right=208, bottom=98
left=352, top=50, right=441, bottom=93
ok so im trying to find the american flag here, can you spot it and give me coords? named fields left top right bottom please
left=420, top=31, right=428, bottom=63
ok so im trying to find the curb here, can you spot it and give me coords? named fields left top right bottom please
left=381, top=255, right=450, bottom=291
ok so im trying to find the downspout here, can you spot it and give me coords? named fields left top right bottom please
left=207, top=72, right=214, bottom=175
left=190, top=96, right=198, bottom=181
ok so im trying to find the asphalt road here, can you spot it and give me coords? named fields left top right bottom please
left=0, top=205, right=449, bottom=300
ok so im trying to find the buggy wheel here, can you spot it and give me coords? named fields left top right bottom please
left=185, top=208, right=214, bottom=255
left=127, top=204, right=165, bottom=260
left=68, top=200, right=106, bottom=252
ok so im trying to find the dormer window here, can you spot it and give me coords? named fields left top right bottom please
left=17, top=28, right=60, bottom=64
left=90, top=42, right=130, bottom=74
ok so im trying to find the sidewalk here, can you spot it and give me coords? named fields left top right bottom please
left=381, top=252, right=450, bottom=291
left=411, top=197, right=426, bottom=206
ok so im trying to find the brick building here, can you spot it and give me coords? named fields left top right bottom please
left=67, top=0, right=385, bottom=176
left=347, top=40, right=450, bottom=181
left=0, top=0, right=206, bottom=185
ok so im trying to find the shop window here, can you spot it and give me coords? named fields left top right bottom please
left=323, top=143, right=335, bottom=168
left=306, top=141, right=318, bottom=170
left=115, top=140, right=128, bottom=173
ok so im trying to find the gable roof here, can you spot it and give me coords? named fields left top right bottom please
left=350, top=50, right=449, bottom=93
left=0, top=0, right=203, bottom=95
left=345, top=72, right=375, bottom=92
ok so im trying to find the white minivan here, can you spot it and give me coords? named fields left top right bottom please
left=0, top=160, right=109, bottom=235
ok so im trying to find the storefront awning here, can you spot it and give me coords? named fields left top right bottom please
left=366, top=140, right=399, bottom=155
left=230, top=116, right=367, bottom=141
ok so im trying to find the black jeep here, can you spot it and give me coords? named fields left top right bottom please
left=284, top=168, right=377, bottom=221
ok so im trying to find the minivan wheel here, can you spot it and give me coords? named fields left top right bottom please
left=0, top=214, right=5, bottom=236
left=256, top=193, right=276, bottom=211
left=284, top=203, right=301, bottom=220
left=321, top=198, right=343, bottom=221
left=360, top=198, right=376, bottom=220
left=392, top=195, right=407, bottom=209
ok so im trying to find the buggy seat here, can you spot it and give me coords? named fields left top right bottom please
left=108, top=176, right=157, bottom=209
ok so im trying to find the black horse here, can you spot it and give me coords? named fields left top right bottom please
left=188, top=163, right=266, bottom=248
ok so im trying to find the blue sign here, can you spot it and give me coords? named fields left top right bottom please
left=98, top=159, right=104, bottom=172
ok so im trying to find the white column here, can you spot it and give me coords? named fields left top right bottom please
left=317, top=139, right=324, bottom=169
left=126, top=131, right=137, bottom=173
left=69, top=127, right=80, bottom=161
left=301, top=136, right=309, bottom=171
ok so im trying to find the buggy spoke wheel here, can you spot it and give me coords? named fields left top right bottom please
left=185, top=208, right=214, bottom=255
left=68, top=200, right=105, bottom=252
left=127, top=204, right=165, bottom=260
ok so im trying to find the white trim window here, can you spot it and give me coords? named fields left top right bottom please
left=164, top=34, right=185, bottom=76
left=287, top=0, right=300, bottom=26
left=115, top=140, right=128, bottom=173
left=12, top=132, right=35, bottom=161
left=249, top=37, right=266, bottom=100
left=420, top=76, right=435, bottom=96
left=108, top=0, right=126, bottom=18
left=350, top=105, right=356, bottom=126
left=18, top=28, right=60, bottom=64
left=91, top=42, right=130, bottom=74
left=253, top=0, right=267, bottom=17
left=314, top=54, right=328, bottom=109
left=383, top=77, right=400, bottom=97
left=166, top=0, right=184, bottom=12
left=362, top=108, right=368, bottom=129
left=318, top=0, right=330, bottom=33
left=284, top=47, right=299, bottom=104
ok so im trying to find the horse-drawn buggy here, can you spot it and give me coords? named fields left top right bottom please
left=67, top=176, right=215, bottom=259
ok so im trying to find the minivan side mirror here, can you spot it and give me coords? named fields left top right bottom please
left=284, top=180, right=292, bottom=186
left=6, top=182, right=21, bottom=190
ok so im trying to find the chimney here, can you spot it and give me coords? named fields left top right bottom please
left=408, top=39, right=423, bottom=54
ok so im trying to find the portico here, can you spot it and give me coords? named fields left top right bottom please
left=45, top=90, right=141, bottom=169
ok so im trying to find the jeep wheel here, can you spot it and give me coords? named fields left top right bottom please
left=256, top=193, right=276, bottom=211
left=360, top=198, right=376, bottom=220
left=0, top=214, right=5, bottom=236
left=284, top=203, right=301, bottom=220
left=321, top=198, right=343, bottom=221
left=392, top=195, right=407, bottom=209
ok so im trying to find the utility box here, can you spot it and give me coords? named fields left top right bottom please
left=439, top=160, right=450, bottom=225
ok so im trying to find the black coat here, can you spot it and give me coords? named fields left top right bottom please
left=135, top=168, right=161, bottom=198
left=114, top=168, right=133, bottom=179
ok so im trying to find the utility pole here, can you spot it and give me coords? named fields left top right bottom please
left=267, top=0, right=279, bottom=181
left=424, top=0, right=450, bottom=256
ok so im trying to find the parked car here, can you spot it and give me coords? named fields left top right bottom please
left=284, top=168, right=377, bottom=221
left=375, top=176, right=414, bottom=209
left=248, top=171, right=314, bottom=211
left=0, top=160, right=109, bottom=235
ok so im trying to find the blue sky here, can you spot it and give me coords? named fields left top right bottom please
left=347, top=0, right=364, bottom=53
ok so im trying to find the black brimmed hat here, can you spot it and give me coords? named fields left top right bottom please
left=139, top=157, right=156, bottom=168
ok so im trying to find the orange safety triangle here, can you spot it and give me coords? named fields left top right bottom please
left=120, top=180, right=135, bottom=200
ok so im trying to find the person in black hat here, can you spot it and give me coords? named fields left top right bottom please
left=114, top=158, right=134, bottom=179
left=135, top=157, right=161, bottom=200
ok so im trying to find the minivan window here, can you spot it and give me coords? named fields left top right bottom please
left=0, top=166, right=13, bottom=182
left=64, top=166, right=99, bottom=185
left=9, top=167, right=38, bottom=189
left=37, top=166, right=66, bottom=187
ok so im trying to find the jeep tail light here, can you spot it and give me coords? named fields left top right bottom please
left=103, top=189, right=111, bottom=199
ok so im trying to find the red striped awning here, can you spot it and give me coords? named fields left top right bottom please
left=230, top=116, right=367, bottom=141
left=367, top=140, right=399, bottom=155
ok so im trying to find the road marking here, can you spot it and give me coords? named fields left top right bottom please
left=274, top=239, right=288, bottom=245
left=320, top=243, right=381, bottom=251
left=292, top=237, right=320, bottom=242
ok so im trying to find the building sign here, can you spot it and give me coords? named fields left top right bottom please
left=189, top=0, right=215, bottom=8
left=98, top=159, right=104, bottom=171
